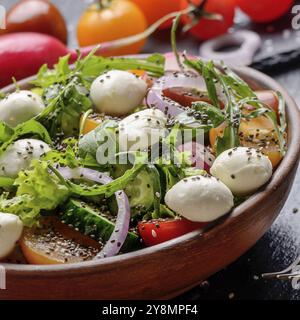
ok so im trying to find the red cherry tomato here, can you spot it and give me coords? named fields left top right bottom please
left=180, top=0, right=236, bottom=40
left=2, top=0, right=67, bottom=44
left=237, top=0, right=294, bottom=23
left=138, top=218, right=207, bottom=247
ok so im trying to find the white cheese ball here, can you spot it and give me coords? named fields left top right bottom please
left=0, top=213, right=23, bottom=260
left=165, top=175, right=234, bottom=222
left=210, top=147, right=273, bottom=196
left=0, top=90, right=45, bottom=127
left=0, top=139, right=51, bottom=178
left=90, top=70, right=147, bottom=116
left=118, top=108, right=168, bottom=152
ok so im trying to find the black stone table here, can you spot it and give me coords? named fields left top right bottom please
left=2, top=0, right=300, bottom=300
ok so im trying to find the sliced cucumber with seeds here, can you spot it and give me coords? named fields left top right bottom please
left=126, top=170, right=154, bottom=211
left=110, top=164, right=155, bottom=216
left=60, top=199, right=141, bottom=252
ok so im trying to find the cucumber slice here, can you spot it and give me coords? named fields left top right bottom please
left=60, top=199, right=141, bottom=252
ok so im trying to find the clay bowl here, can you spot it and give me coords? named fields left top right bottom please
left=0, top=63, right=300, bottom=300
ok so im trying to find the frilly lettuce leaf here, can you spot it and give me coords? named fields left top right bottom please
left=0, top=160, right=70, bottom=226
left=43, top=145, right=80, bottom=168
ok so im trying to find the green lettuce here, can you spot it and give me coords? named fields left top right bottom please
left=0, top=160, right=70, bottom=226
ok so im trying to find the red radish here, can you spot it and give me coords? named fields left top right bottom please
left=177, top=141, right=215, bottom=172
left=0, top=32, right=97, bottom=88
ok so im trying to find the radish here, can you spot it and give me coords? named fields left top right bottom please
left=0, top=33, right=81, bottom=88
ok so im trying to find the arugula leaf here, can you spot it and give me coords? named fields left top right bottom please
left=80, top=54, right=165, bottom=80
left=145, top=165, right=161, bottom=217
left=175, top=111, right=213, bottom=130
left=216, top=126, right=239, bottom=156
left=193, top=101, right=225, bottom=127
left=277, top=91, right=287, bottom=135
left=221, top=63, right=256, bottom=100
left=203, top=61, right=220, bottom=108
left=266, top=110, right=286, bottom=156
left=0, top=119, right=51, bottom=157
left=50, top=152, right=148, bottom=198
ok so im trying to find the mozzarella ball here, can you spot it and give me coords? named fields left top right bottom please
left=90, top=70, right=147, bottom=116
left=118, top=108, right=168, bottom=152
left=210, top=147, right=273, bottom=196
left=0, top=213, right=23, bottom=260
left=0, top=139, right=51, bottom=178
left=165, top=175, right=234, bottom=222
left=0, top=90, right=45, bottom=127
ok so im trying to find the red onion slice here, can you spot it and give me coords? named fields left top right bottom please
left=58, top=167, right=131, bottom=259
left=146, top=72, right=207, bottom=118
left=177, top=142, right=215, bottom=172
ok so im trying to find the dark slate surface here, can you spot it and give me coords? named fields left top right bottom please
left=2, top=0, right=300, bottom=300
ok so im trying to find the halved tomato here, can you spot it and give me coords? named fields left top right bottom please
left=20, top=217, right=102, bottom=264
left=138, top=218, right=207, bottom=247
left=80, top=114, right=103, bottom=135
left=209, top=117, right=283, bottom=168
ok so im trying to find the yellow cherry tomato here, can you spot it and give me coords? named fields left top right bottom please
left=77, top=0, right=147, bottom=56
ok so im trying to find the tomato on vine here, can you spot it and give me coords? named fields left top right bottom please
left=180, top=0, right=236, bottom=40
left=237, top=0, right=294, bottom=23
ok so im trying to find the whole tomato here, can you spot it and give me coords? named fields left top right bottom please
left=77, top=0, right=147, bottom=56
left=237, top=0, right=294, bottom=23
left=130, top=0, right=181, bottom=29
left=180, top=0, right=236, bottom=40
left=1, top=0, right=67, bottom=44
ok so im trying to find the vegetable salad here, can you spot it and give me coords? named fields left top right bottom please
left=0, top=46, right=286, bottom=264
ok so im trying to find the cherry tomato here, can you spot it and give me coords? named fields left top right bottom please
left=180, top=0, right=236, bottom=40
left=209, top=90, right=283, bottom=168
left=77, top=0, right=147, bottom=57
left=237, top=0, right=294, bottom=23
left=1, top=0, right=67, bottom=44
left=138, top=218, right=207, bottom=246
left=130, top=0, right=181, bottom=29
left=20, top=217, right=102, bottom=265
